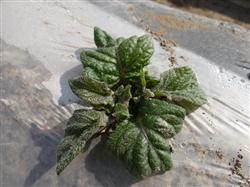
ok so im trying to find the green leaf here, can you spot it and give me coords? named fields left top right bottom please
left=143, top=88, right=155, bottom=99
left=69, top=76, right=114, bottom=108
left=108, top=99, right=186, bottom=178
left=94, top=27, right=116, bottom=47
left=115, top=85, right=132, bottom=105
left=117, top=35, right=154, bottom=79
left=140, top=69, right=146, bottom=89
left=113, top=103, right=130, bottom=122
left=145, top=72, right=160, bottom=89
left=154, top=66, right=207, bottom=113
left=139, top=69, right=155, bottom=99
left=80, top=47, right=119, bottom=86
left=113, top=85, right=132, bottom=121
left=57, top=109, right=108, bottom=175
left=116, top=37, right=125, bottom=45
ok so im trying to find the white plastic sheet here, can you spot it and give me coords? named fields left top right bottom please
left=1, top=1, right=249, bottom=186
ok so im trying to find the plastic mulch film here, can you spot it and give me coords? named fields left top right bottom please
left=1, top=1, right=249, bottom=187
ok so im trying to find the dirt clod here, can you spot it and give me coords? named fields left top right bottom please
left=145, top=25, right=178, bottom=66
left=229, top=150, right=250, bottom=186
left=215, top=149, right=224, bottom=160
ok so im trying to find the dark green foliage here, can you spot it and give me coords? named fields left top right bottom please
left=56, top=27, right=207, bottom=178
left=107, top=99, right=185, bottom=177
left=154, top=66, right=207, bottom=113
left=56, top=109, right=108, bottom=175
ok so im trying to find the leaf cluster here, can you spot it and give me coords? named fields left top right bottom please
left=56, top=27, right=207, bottom=178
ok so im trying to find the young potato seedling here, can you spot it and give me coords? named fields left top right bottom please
left=56, top=27, right=207, bottom=178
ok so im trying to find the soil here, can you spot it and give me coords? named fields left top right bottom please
left=153, top=0, right=250, bottom=30
left=144, top=11, right=207, bottom=31
left=228, top=149, right=250, bottom=186
left=215, top=148, right=224, bottom=160
left=145, top=25, right=178, bottom=66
